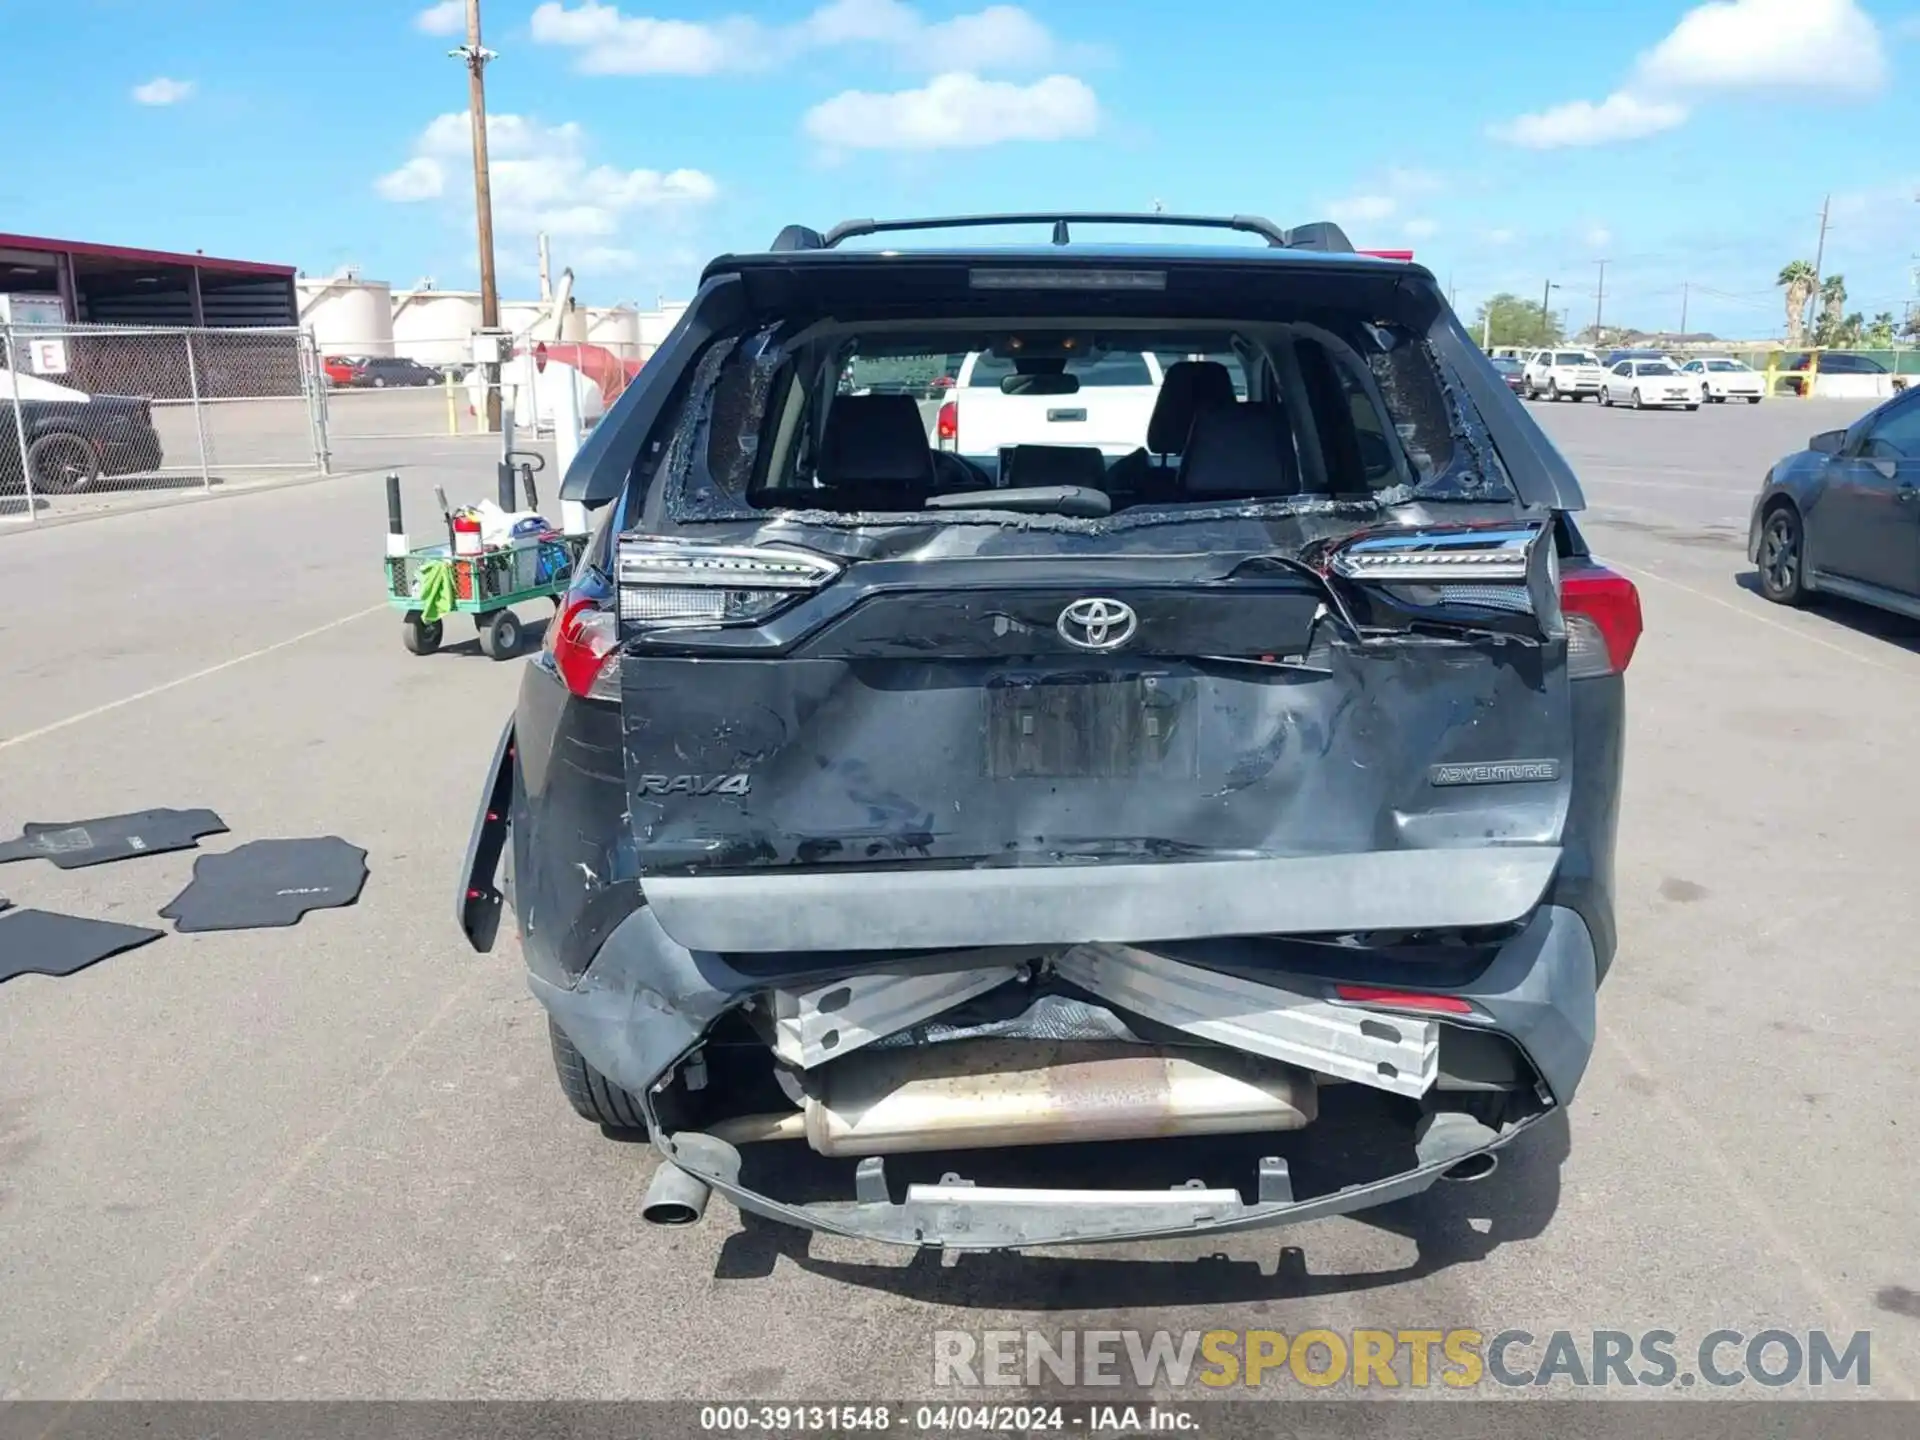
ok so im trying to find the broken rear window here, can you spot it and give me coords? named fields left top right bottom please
left=672, top=316, right=1510, bottom=525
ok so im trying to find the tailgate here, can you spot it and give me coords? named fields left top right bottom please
left=617, top=523, right=1573, bottom=953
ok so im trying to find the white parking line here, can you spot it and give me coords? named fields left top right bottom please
left=1613, top=561, right=1920, bottom=678
left=0, top=604, right=388, bottom=753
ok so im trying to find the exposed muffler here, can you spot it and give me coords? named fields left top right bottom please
left=641, top=1162, right=712, bottom=1225
left=708, top=1039, right=1317, bottom=1157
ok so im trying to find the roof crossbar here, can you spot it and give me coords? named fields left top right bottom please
left=767, top=213, right=1357, bottom=254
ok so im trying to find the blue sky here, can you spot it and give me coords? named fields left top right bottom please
left=6, top=0, right=1920, bottom=338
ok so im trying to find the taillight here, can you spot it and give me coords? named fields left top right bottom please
left=545, top=592, right=621, bottom=700
left=1560, top=562, right=1642, bottom=678
left=936, top=399, right=958, bottom=450
left=615, top=538, right=841, bottom=630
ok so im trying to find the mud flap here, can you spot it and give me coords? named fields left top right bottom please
left=458, top=718, right=516, bottom=953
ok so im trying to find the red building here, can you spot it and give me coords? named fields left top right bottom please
left=0, top=232, right=297, bottom=327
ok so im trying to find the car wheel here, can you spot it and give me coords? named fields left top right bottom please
left=478, top=607, right=522, bottom=660
left=1547, top=380, right=1561, bottom=401
left=1686, top=404, right=1700, bottom=412
left=1758, top=503, right=1806, bottom=605
left=26, top=433, right=100, bottom=494
left=1630, top=389, right=1643, bottom=410
left=373, top=376, right=388, bottom=388
left=1747, top=396, right=1763, bottom=405
left=401, top=613, right=443, bottom=655
left=1600, top=387, right=1612, bottom=407
left=549, top=1019, right=648, bottom=1133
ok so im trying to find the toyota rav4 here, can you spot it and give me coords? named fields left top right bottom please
left=458, top=211, right=1638, bottom=1251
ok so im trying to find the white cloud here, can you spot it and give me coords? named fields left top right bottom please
left=1637, top=0, right=1885, bottom=91
left=376, top=112, right=717, bottom=242
left=1491, top=0, right=1883, bottom=148
left=803, top=72, right=1097, bottom=150
left=415, top=1, right=465, bottom=36
left=1325, top=194, right=1397, bottom=225
left=530, top=0, right=1070, bottom=75
left=132, top=77, right=195, bottom=105
left=1491, top=91, right=1688, bottom=148
left=1585, top=225, right=1614, bottom=249
left=1320, top=168, right=1446, bottom=233
left=376, top=156, right=447, bottom=201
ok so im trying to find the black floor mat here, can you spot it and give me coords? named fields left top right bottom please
left=0, top=908, right=165, bottom=983
left=160, top=837, right=368, bottom=932
left=0, top=808, right=228, bottom=870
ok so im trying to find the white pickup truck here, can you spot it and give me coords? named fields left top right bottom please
left=938, top=349, right=1166, bottom=463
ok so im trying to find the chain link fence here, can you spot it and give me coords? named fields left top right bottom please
left=3, top=323, right=328, bottom=523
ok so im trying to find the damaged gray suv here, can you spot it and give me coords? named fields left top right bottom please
left=458, top=212, right=1640, bottom=1250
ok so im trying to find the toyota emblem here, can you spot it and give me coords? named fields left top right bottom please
left=1057, top=597, right=1138, bottom=651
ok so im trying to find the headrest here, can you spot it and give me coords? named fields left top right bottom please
left=1147, top=360, right=1238, bottom=454
left=1176, top=403, right=1301, bottom=499
left=818, top=394, right=935, bottom=490
left=1002, top=444, right=1108, bottom=491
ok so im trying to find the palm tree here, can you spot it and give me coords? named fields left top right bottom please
left=1778, top=260, right=1816, bottom=347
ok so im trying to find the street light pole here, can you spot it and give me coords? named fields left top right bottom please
left=1540, top=279, right=1559, bottom=343
left=454, top=0, right=501, bottom=434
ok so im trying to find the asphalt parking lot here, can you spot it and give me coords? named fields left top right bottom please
left=3, top=395, right=1918, bottom=1404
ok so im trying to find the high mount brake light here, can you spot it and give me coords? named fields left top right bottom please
left=614, top=539, right=841, bottom=629
left=545, top=593, right=621, bottom=701
left=1561, top=562, right=1642, bottom=678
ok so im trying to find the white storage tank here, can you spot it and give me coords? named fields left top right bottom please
left=586, top=305, right=641, bottom=355
left=638, top=300, right=690, bottom=351
left=298, top=275, right=394, bottom=357
left=500, top=299, right=551, bottom=340
left=390, top=289, right=485, bottom=366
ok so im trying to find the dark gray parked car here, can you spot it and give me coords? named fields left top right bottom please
left=1751, top=385, right=1920, bottom=613
left=458, top=212, right=1641, bottom=1250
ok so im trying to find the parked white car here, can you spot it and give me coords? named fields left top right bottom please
left=1600, top=358, right=1700, bottom=411
left=1680, top=356, right=1765, bottom=405
left=944, top=349, right=1165, bottom=459
left=1522, top=349, right=1606, bottom=401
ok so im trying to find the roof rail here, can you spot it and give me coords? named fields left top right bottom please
left=764, top=213, right=1356, bottom=253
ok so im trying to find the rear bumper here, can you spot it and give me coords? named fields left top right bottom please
left=531, top=901, right=1597, bottom=1249
left=644, top=847, right=1562, bottom=953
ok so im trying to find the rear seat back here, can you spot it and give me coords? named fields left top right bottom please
left=1175, top=402, right=1301, bottom=500
left=816, top=394, right=936, bottom=506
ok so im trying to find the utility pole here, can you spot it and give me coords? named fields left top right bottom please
left=1810, top=193, right=1831, bottom=343
left=452, top=0, right=501, bottom=434
left=1594, top=259, right=1609, bottom=340
left=538, top=233, right=552, bottom=305
left=1540, top=278, right=1559, bottom=341
left=1679, top=281, right=1689, bottom=335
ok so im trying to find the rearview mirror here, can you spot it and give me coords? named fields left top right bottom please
left=1001, top=373, right=1080, bottom=397
left=1809, top=429, right=1847, bottom=455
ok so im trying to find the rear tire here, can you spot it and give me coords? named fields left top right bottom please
left=26, top=433, right=99, bottom=494
left=549, top=1019, right=649, bottom=1133
left=1685, top=404, right=1700, bottom=412
left=1748, top=395, right=1763, bottom=405
left=1601, top=387, right=1613, bottom=407
left=1547, top=380, right=1561, bottom=401
left=1758, top=502, right=1806, bottom=606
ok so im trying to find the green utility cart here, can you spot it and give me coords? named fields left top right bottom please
left=380, top=469, right=587, bottom=660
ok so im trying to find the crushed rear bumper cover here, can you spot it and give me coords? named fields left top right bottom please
left=530, top=893, right=1596, bottom=1250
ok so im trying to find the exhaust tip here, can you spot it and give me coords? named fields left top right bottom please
left=642, top=1162, right=712, bottom=1226
left=1440, top=1151, right=1499, bottom=1184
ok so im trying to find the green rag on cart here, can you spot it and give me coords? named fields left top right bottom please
left=415, top=559, right=456, bottom=624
